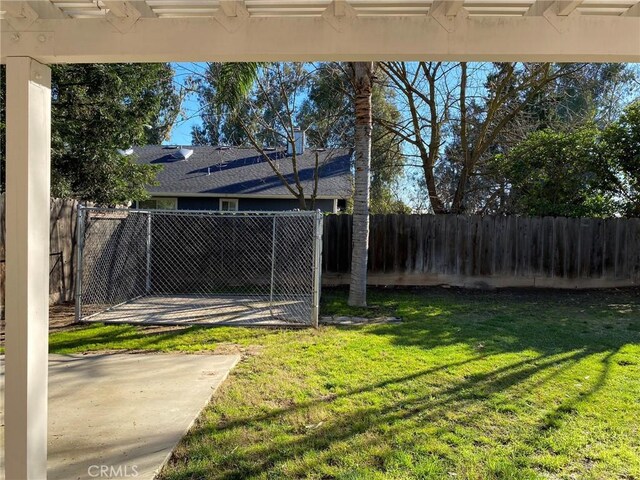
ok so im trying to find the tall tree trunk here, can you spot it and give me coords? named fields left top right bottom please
left=452, top=62, right=469, bottom=214
left=423, top=164, right=445, bottom=213
left=348, top=62, right=374, bottom=307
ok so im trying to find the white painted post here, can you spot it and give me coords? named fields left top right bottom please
left=75, top=206, right=85, bottom=322
left=146, top=211, right=152, bottom=294
left=311, top=211, right=323, bottom=328
left=269, top=216, right=277, bottom=317
left=5, top=57, right=52, bottom=480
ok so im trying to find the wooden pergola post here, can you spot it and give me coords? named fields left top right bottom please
left=4, top=56, right=51, bottom=480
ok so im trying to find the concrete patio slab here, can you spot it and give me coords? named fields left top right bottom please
left=0, top=353, right=240, bottom=480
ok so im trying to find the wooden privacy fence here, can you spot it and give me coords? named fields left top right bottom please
left=0, top=196, right=80, bottom=316
left=323, top=214, right=640, bottom=289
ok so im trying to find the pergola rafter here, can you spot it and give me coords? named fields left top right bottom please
left=0, top=1, right=639, bottom=479
left=2, top=0, right=639, bottom=19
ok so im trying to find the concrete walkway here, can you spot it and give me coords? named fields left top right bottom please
left=0, top=353, right=240, bottom=480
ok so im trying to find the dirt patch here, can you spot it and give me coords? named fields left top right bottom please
left=212, top=342, right=264, bottom=358
left=1, top=303, right=78, bottom=344
left=320, top=315, right=402, bottom=325
left=49, top=303, right=78, bottom=329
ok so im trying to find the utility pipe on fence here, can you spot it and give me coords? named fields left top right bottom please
left=74, top=206, right=85, bottom=322
left=269, top=216, right=277, bottom=317
left=146, top=211, right=152, bottom=294
left=311, top=210, right=323, bottom=328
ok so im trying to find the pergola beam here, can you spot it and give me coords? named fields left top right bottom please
left=429, top=0, right=465, bottom=32
left=430, top=0, right=465, bottom=17
left=127, top=0, right=158, bottom=18
left=219, top=0, right=238, bottom=17
left=103, top=1, right=144, bottom=32
left=1, top=13, right=639, bottom=63
left=3, top=1, right=39, bottom=30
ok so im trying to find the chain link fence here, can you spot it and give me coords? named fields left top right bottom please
left=76, top=207, right=323, bottom=326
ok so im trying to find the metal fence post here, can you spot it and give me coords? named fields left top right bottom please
left=74, top=205, right=85, bottom=322
left=269, top=215, right=277, bottom=316
left=311, top=210, right=323, bottom=328
left=146, top=211, right=152, bottom=294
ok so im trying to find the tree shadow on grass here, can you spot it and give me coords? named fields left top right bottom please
left=363, top=288, right=640, bottom=356
left=49, top=321, right=288, bottom=353
left=161, top=345, right=629, bottom=479
left=160, top=289, right=640, bottom=479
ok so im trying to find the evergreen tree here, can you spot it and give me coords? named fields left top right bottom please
left=0, top=63, right=181, bottom=205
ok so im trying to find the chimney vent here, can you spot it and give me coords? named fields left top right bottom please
left=287, top=128, right=305, bottom=156
left=173, top=147, right=193, bottom=160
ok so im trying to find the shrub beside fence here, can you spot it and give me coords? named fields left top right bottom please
left=322, top=214, right=640, bottom=289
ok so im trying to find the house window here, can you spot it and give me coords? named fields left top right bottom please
left=219, top=198, right=239, bottom=211
left=137, top=197, right=177, bottom=210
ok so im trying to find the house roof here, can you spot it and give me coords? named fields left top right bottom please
left=133, top=145, right=353, bottom=199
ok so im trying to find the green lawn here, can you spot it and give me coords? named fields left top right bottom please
left=50, top=288, right=640, bottom=480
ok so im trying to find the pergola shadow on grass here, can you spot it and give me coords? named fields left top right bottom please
left=48, top=287, right=640, bottom=480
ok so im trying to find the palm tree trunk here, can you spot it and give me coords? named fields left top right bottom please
left=348, top=62, right=374, bottom=307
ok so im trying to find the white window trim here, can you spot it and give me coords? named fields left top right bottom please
left=219, top=198, right=239, bottom=211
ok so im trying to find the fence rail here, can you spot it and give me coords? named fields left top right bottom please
left=322, top=214, right=640, bottom=289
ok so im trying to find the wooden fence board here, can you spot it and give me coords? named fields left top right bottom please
left=480, top=216, right=494, bottom=276
left=590, top=218, right=605, bottom=278
left=615, top=218, right=628, bottom=280
left=0, top=196, right=80, bottom=314
left=323, top=213, right=640, bottom=288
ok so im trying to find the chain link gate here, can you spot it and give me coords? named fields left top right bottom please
left=75, top=207, right=323, bottom=327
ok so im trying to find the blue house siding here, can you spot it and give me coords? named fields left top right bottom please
left=177, top=197, right=336, bottom=212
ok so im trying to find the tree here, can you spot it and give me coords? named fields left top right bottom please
left=298, top=63, right=407, bottom=214
left=348, top=62, right=375, bottom=307
left=494, top=100, right=640, bottom=218
left=0, top=63, right=181, bottom=204
left=600, top=101, right=640, bottom=216
left=197, top=62, right=343, bottom=210
left=494, top=127, right=615, bottom=217
left=529, top=63, right=638, bottom=129
left=191, top=62, right=259, bottom=145
left=378, top=62, right=625, bottom=214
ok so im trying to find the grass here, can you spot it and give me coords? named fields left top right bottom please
left=49, top=288, right=640, bottom=480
